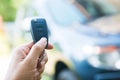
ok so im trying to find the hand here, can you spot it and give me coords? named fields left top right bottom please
left=4, top=38, right=53, bottom=80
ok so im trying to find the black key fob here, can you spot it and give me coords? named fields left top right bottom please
left=30, top=18, right=48, bottom=48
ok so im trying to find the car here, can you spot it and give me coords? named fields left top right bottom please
left=15, top=0, right=120, bottom=80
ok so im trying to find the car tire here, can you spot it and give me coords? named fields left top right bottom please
left=57, top=69, right=79, bottom=80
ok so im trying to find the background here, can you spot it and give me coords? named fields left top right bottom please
left=0, top=0, right=120, bottom=80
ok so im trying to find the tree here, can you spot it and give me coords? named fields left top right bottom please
left=0, top=0, right=16, bottom=21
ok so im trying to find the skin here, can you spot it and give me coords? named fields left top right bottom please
left=4, top=38, right=53, bottom=80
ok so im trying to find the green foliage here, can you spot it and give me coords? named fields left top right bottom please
left=0, top=0, right=16, bottom=21
left=12, top=0, right=29, bottom=9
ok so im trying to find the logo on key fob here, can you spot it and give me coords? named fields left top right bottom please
left=30, top=18, right=48, bottom=48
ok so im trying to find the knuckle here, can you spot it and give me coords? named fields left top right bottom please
left=45, top=55, right=48, bottom=62
left=13, top=46, right=24, bottom=54
left=44, top=53, right=48, bottom=62
left=39, top=66, right=45, bottom=73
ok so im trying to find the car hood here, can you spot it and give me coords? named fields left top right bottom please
left=88, top=14, right=120, bottom=33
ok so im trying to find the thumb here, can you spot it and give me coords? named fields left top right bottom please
left=25, top=38, right=47, bottom=62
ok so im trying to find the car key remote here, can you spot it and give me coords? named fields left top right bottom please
left=30, top=18, right=48, bottom=48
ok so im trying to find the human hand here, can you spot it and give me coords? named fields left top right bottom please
left=4, top=38, right=53, bottom=80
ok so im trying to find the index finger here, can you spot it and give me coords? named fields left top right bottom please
left=46, top=43, right=54, bottom=49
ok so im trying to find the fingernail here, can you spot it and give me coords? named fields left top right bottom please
left=39, top=37, right=47, bottom=46
left=41, top=37, right=47, bottom=41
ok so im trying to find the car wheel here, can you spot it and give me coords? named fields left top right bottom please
left=57, top=69, right=79, bottom=80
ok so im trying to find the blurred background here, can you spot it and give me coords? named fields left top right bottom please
left=0, top=0, right=120, bottom=80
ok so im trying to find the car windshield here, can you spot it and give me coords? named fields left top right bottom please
left=76, top=0, right=119, bottom=19
left=45, top=0, right=87, bottom=26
